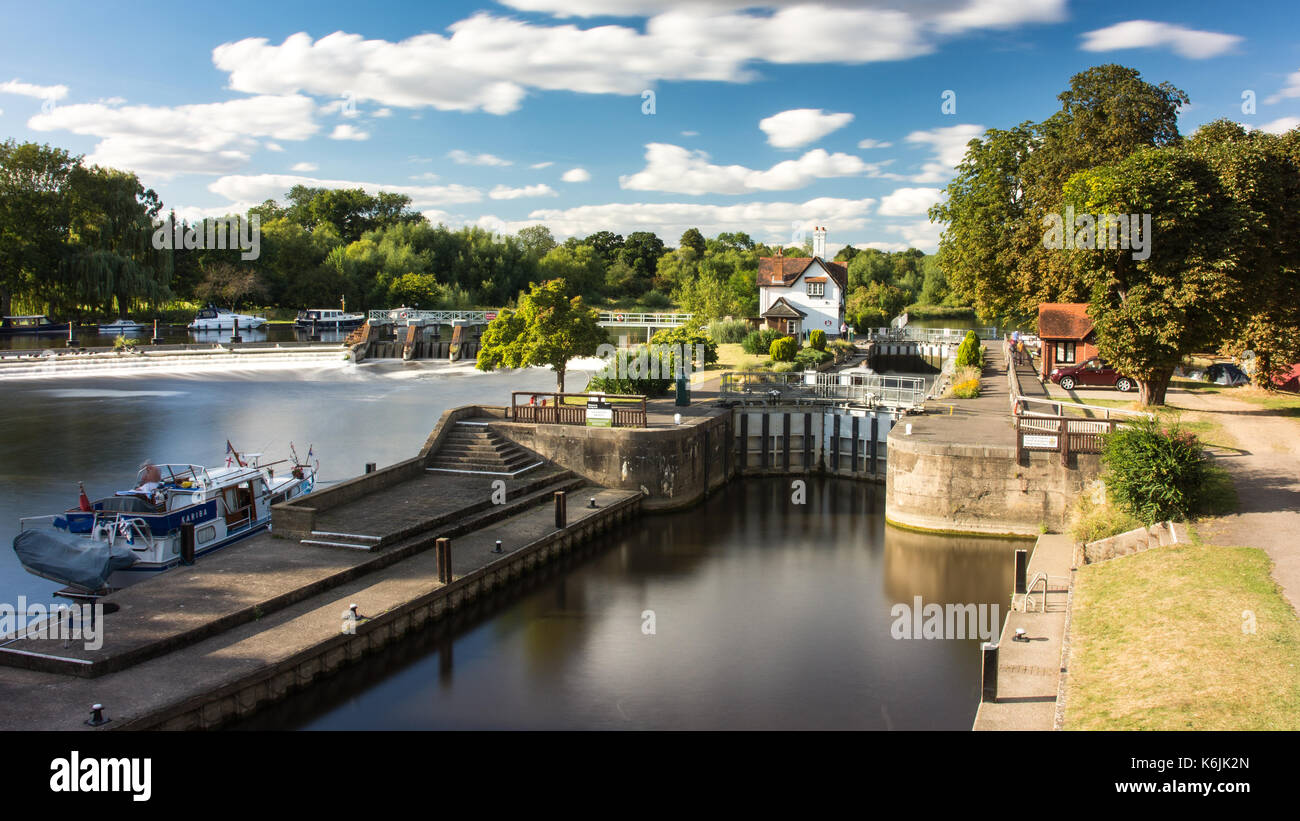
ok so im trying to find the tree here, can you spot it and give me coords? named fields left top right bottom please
left=679, top=227, right=706, bottom=256
left=619, top=231, right=665, bottom=292
left=194, top=261, right=268, bottom=310
left=931, top=65, right=1189, bottom=325
left=476, top=278, right=607, bottom=391
left=582, top=230, right=624, bottom=266
left=517, top=224, right=557, bottom=260
left=537, top=244, right=604, bottom=300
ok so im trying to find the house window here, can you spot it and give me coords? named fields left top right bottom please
left=806, top=281, right=825, bottom=297
left=1055, top=342, right=1076, bottom=364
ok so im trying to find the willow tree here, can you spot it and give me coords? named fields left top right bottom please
left=476, top=278, right=607, bottom=391
left=0, top=140, right=77, bottom=316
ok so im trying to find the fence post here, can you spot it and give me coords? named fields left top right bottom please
left=1060, top=417, right=1070, bottom=467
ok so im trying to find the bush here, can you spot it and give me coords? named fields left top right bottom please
left=770, top=336, right=797, bottom=362
left=707, top=318, right=751, bottom=344
left=951, top=378, right=980, bottom=398
left=640, top=290, right=672, bottom=309
left=809, top=329, right=826, bottom=351
left=586, top=374, right=672, bottom=397
left=650, top=325, right=718, bottom=367
left=955, top=331, right=983, bottom=369
left=770, top=361, right=798, bottom=373
left=795, top=347, right=833, bottom=369
left=742, top=328, right=783, bottom=355
left=1102, top=417, right=1208, bottom=522
left=113, top=335, right=138, bottom=352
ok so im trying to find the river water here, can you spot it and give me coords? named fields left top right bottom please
left=0, top=359, right=1028, bottom=730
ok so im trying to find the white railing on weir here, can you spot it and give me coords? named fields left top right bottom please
left=598, top=312, right=692, bottom=327
left=866, top=326, right=999, bottom=343
left=368, top=309, right=494, bottom=323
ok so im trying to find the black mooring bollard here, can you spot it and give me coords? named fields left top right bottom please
left=1015, top=549, right=1028, bottom=595
left=554, top=491, right=567, bottom=529
left=365, top=463, right=376, bottom=474
left=588, top=496, right=597, bottom=509
left=493, top=539, right=503, bottom=554
left=86, top=703, right=109, bottom=726
left=981, top=642, right=999, bottom=703
left=231, top=316, right=241, bottom=344
left=181, top=523, right=196, bottom=565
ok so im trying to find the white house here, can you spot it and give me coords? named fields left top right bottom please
left=756, top=227, right=846, bottom=337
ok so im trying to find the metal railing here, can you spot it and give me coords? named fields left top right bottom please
left=598, top=312, right=693, bottom=327
left=866, top=326, right=999, bottom=343
left=508, top=392, right=648, bottom=428
left=719, top=371, right=926, bottom=409
left=368, top=309, right=494, bottom=323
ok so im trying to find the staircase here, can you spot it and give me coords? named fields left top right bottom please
left=425, top=421, right=543, bottom=475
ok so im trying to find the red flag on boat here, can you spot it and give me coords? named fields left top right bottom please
left=226, top=439, right=245, bottom=467
left=78, top=482, right=91, bottom=512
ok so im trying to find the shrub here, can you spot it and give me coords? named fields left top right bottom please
left=742, top=328, right=783, bottom=355
left=1067, top=495, right=1144, bottom=544
left=770, top=336, right=797, bottom=362
left=795, top=347, right=833, bottom=368
left=951, top=378, right=980, bottom=398
left=640, top=290, right=672, bottom=309
left=1102, top=417, right=1208, bottom=522
left=650, top=325, right=718, bottom=367
left=809, top=329, right=826, bottom=351
left=586, top=373, right=672, bottom=397
left=770, top=361, right=797, bottom=373
left=113, top=335, right=138, bottom=352
left=707, top=318, right=751, bottom=344
left=955, top=331, right=983, bottom=369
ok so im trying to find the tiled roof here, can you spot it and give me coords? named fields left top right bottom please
left=761, top=297, right=808, bottom=319
left=1037, top=303, right=1094, bottom=340
left=757, top=256, right=847, bottom=293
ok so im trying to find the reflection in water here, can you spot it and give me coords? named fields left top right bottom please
left=236, top=477, right=1030, bottom=731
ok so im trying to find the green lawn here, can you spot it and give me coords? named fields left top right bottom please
left=1065, top=543, right=1300, bottom=730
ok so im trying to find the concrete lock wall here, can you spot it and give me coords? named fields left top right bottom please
left=489, top=412, right=734, bottom=511
left=885, top=433, right=1101, bottom=537
left=732, top=406, right=896, bottom=479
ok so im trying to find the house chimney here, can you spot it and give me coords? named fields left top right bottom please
left=812, top=226, right=827, bottom=259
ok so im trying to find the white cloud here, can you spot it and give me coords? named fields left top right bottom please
left=266, top=142, right=285, bottom=152
left=1080, top=20, right=1242, bottom=59
left=562, top=167, right=591, bottom=182
left=448, top=149, right=512, bottom=166
left=330, top=123, right=370, bottom=140
left=208, top=174, right=482, bottom=208
left=883, top=123, right=984, bottom=183
left=211, top=2, right=1065, bottom=115
left=857, top=138, right=892, bottom=149
left=28, top=95, right=320, bottom=178
left=1265, top=69, right=1300, bottom=105
left=1259, top=116, right=1300, bottom=135
left=489, top=183, right=558, bottom=199
left=759, top=108, right=854, bottom=148
left=410, top=172, right=440, bottom=181
left=0, top=108, right=4, bottom=117
left=469, top=195, right=877, bottom=243
left=530, top=161, right=554, bottom=169
left=885, top=218, right=942, bottom=252
left=291, top=161, right=319, bottom=172
left=620, top=143, right=877, bottom=194
left=0, top=78, right=69, bottom=100
left=681, top=130, right=699, bottom=137
left=99, top=96, right=126, bottom=105
left=878, top=186, right=943, bottom=217
left=373, top=107, right=393, bottom=117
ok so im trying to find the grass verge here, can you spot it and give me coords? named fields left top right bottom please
left=1065, top=543, right=1300, bottom=730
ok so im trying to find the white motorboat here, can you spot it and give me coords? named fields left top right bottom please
left=295, top=308, right=365, bottom=330
left=98, top=318, right=146, bottom=334
left=188, top=303, right=267, bottom=331
left=13, top=443, right=317, bottom=597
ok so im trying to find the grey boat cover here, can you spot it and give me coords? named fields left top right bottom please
left=13, top=529, right=138, bottom=593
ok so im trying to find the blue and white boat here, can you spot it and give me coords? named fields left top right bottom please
left=13, top=445, right=317, bottom=597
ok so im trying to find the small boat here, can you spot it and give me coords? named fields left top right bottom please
left=0, top=315, right=71, bottom=336
left=188, top=303, right=267, bottom=331
left=98, top=318, right=147, bottom=335
left=13, top=443, right=317, bottom=598
left=295, top=308, right=365, bottom=330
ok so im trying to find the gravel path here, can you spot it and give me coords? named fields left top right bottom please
left=1171, top=388, right=1300, bottom=616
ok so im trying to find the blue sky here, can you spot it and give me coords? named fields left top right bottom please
left=0, top=0, right=1297, bottom=253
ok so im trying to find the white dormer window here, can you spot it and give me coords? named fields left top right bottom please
left=806, top=281, right=825, bottom=297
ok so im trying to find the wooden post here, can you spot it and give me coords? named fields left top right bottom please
left=761, top=412, right=770, bottom=468
left=782, top=412, right=791, bottom=471
left=831, top=413, right=841, bottom=472
left=435, top=537, right=452, bottom=583
left=851, top=415, right=860, bottom=474
left=870, top=415, right=879, bottom=474
left=554, top=491, right=567, bottom=529
left=180, top=524, right=196, bottom=565
left=981, top=642, right=999, bottom=702
left=739, top=412, right=748, bottom=469
left=1014, top=549, right=1028, bottom=595
left=1059, top=417, right=1069, bottom=467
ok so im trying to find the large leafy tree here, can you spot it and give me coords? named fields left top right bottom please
left=931, top=65, right=1189, bottom=326
left=476, top=278, right=607, bottom=391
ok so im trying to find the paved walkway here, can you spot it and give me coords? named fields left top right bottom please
left=973, top=534, right=1073, bottom=730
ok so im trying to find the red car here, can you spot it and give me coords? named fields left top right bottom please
left=1049, top=357, right=1136, bottom=392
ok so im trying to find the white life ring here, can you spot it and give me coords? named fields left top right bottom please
left=614, top=313, right=625, bottom=322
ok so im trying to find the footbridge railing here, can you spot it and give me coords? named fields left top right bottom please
left=719, top=371, right=926, bottom=409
